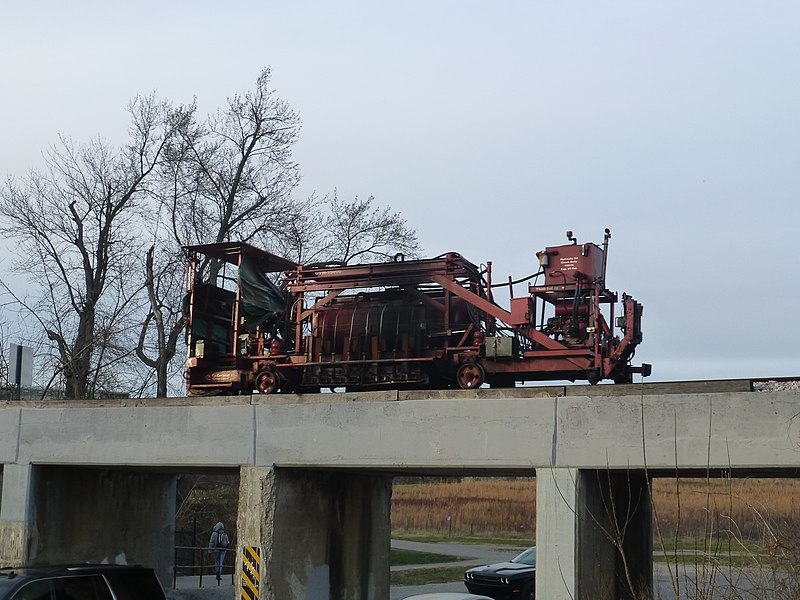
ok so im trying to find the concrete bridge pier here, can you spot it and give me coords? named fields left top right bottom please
left=536, top=467, right=653, bottom=600
left=238, top=466, right=392, bottom=600
left=0, top=463, right=36, bottom=565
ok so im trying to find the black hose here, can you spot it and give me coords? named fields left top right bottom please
left=486, top=270, right=545, bottom=288
left=571, top=282, right=582, bottom=338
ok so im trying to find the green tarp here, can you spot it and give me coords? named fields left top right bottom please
left=238, top=256, right=289, bottom=332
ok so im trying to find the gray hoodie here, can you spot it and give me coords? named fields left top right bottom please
left=208, top=522, right=229, bottom=554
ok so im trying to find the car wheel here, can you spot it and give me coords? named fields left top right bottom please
left=522, top=581, right=534, bottom=599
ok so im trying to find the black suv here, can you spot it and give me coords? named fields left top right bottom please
left=0, top=564, right=165, bottom=600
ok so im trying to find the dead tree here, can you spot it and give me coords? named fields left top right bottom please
left=0, top=95, right=175, bottom=399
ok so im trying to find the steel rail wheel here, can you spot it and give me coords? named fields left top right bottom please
left=256, top=369, right=281, bottom=394
left=456, top=361, right=485, bottom=389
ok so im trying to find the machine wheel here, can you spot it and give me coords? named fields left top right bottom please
left=456, top=362, right=485, bottom=389
left=256, top=369, right=281, bottom=394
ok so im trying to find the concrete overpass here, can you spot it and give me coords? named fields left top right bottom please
left=1, top=380, right=798, bottom=599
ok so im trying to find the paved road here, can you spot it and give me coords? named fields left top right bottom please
left=390, top=539, right=527, bottom=600
left=168, top=541, right=780, bottom=599
left=390, top=540, right=779, bottom=600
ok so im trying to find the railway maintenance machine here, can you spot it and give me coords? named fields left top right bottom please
left=184, top=230, right=651, bottom=395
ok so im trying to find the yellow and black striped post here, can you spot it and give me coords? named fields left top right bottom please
left=241, top=546, right=261, bottom=600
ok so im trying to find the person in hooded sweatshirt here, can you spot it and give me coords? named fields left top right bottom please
left=208, top=521, right=230, bottom=583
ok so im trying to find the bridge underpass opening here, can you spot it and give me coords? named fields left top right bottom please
left=391, top=470, right=797, bottom=600
left=391, top=474, right=536, bottom=540
left=174, top=471, right=240, bottom=589
left=15, top=465, right=178, bottom=586
left=645, top=472, right=800, bottom=599
left=389, top=469, right=656, bottom=600
left=390, top=474, right=536, bottom=597
left=1, top=463, right=654, bottom=600
left=0, top=464, right=243, bottom=593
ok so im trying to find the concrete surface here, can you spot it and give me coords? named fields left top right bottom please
left=168, top=576, right=235, bottom=600
left=235, top=467, right=392, bottom=600
left=0, top=464, right=34, bottom=565
left=1, top=388, right=798, bottom=471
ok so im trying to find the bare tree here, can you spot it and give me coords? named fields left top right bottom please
left=0, top=316, right=8, bottom=390
left=265, top=193, right=326, bottom=265
left=135, top=244, right=186, bottom=398
left=134, top=69, right=421, bottom=396
left=133, top=69, right=303, bottom=397
left=318, top=193, right=421, bottom=264
left=0, top=95, right=175, bottom=399
left=168, top=67, right=302, bottom=282
left=270, top=192, right=421, bottom=265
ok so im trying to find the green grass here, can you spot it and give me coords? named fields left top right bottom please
left=655, top=537, right=763, bottom=554
left=390, top=566, right=468, bottom=587
left=654, top=551, right=777, bottom=568
left=390, top=548, right=465, bottom=566
left=393, top=532, right=533, bottom=548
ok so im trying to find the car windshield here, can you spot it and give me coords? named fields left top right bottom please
left=511, top=547, right=536, bottom=565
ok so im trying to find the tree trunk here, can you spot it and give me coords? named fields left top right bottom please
left=157, top=358, right=169, bottom=398
left=65, top=306, right=95, bottom=399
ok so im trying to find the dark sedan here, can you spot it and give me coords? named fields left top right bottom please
left=463, top=546, right=535, bottom=600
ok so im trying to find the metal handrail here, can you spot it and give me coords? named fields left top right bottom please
left=172, top=544, right=235, bottom=589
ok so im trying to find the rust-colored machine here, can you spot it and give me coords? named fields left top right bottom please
left=184, top=230, right=650, bottom=395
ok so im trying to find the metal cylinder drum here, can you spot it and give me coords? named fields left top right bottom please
left=312, top=294, right=445, bottom=360
left=554, top=302, right=589, bottom=317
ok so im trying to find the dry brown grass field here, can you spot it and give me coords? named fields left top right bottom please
left=392, top=478, right=536, bottom=536
left=391, top=477, right=800, bottom=543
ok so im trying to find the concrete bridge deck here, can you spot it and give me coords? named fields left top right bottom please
left=2, top=380, right=798, bottom=472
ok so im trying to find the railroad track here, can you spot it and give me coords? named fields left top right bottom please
left=524, top=376, right=800, bottom=396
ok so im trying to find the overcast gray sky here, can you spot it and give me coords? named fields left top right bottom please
left=1, top=1, right=798, bottom=382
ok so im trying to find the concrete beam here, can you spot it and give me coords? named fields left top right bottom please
left=2, top=390, right=799, bottom=471
left=553, top=391, right=800, bottom=469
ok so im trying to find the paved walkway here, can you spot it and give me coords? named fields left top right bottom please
left=168, top=575, right=235, bottom=600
